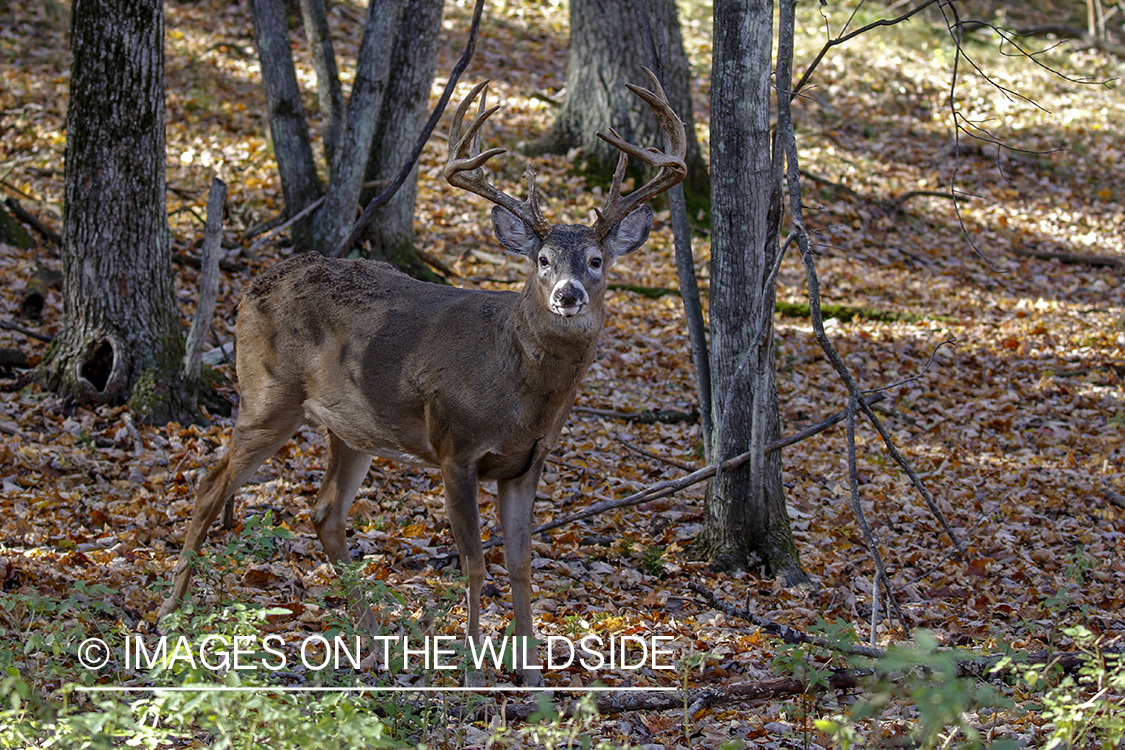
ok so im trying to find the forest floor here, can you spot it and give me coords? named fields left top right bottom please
left=1, top=0, right=1124, bottom=748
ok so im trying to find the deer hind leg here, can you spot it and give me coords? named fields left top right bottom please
left=310, top=431, right=373, bottom=626
left=497, top=459, right=546, bottom=687
left=159, top=400, right=303, bottom=620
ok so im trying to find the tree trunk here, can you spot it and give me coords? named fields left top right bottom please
left=250, top=0, right=323, bottom=253
left=40, top=0, right=191, bottom=424
left=359, top=0, right=443, bottom=279
left=704, top=0, right=805, bottom=583
left=299, top=0, right=345, bottom=169
left=532, top=0, right=708, bottom=210
left=309, top=0, right=400, bottom=253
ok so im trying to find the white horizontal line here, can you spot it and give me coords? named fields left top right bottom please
left=76, top=685, right=678, bottom=694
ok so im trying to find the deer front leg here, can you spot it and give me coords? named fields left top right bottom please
left=497, top=457, right=546, bottom=687
left=441, top=460, right=486, bottom=684
left=312, top=431, right=374, bottom=628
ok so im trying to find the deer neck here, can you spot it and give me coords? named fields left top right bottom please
left=510, top=283, right=604, bottom=385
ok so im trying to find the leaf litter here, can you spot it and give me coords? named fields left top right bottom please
left=1, top=0, right=1124, bottom=747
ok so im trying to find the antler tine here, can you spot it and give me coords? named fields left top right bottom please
left=592, top=67, right=687, bottom=239
left=445, top=83, right=552, bottom=240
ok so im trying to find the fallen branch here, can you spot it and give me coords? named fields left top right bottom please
left=0, top=319, right=53, bottom=343
left=172, top=251, right=244, bottom=274
left=4, top=197, right=61, bottom=246
left=688, top=581, right=887, bottom=660
left=572, top=406, right=699, bottom=425
left=611, top=434, right=696, bottom=472
left=1010, top=244, right=1124, bottom=270
left=487, top=642, right=1123, bottom=722
left=470, top=393, right=885, bottom=554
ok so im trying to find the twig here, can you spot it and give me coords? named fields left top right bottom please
left=247, top=196, right=324, bottom=257
left=847, top=399, right=910, bottom=635
left=688, top=581, right=887, bottom=660
left=240, top=213, right=287, bottom=241
left=792, top=0, right=943, bottom=99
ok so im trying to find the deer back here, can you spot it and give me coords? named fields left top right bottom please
left=234, top=240, right=614, bottom=480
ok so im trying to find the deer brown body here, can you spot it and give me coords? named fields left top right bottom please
left=160, top=72, right=685, bottom=685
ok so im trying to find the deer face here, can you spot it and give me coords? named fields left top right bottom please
left=492, top=205, right=654, bottom=319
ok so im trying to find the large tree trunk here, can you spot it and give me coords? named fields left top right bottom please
left=359, top=0, right=443, bottom=279
left=704, top=0, right=805, bottom=582
left=532, top=0, right=708, bottom=208
left=250, top=0, right=323, bottom=253
left=40, top=0, right=191, bottom=425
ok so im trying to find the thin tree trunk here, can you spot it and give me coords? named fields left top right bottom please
left=299, top=0, right=345, bottom=168
left=359, top=0, right=443, bottom=277
left=532, top=0, right=708, bottom=206
left=250, top=0, right=323, bottom=253
left=705, top=0, right=805, bottom=582
left=310, top=0, right=401, bottom=253
left=40, top=0, right=190, bottom=424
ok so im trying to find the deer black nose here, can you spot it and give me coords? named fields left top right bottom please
left=551, top=280, right=589, bottom=314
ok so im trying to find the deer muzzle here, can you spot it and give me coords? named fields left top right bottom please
left=549, top=279, right=590, bottom=317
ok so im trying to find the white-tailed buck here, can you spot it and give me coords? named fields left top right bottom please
left=160, top=69, right=686, bottom=685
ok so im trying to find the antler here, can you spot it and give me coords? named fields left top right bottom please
left=592, top=68, right=687, bottom=239
left=445, top=81, right=551, bottom=240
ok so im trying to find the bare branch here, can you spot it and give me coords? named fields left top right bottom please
left=792, top=0, right=943, bottom=100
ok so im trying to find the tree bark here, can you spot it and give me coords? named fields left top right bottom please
left=39, top=0, right=191, bottom=424
left=359, top=0, right=444, bottom=279
left=532, top=0, right=708, bottom=209
left=309, top=0, right=401, bottom=253
left=299, top=0, right=345, bottom=168
left=704, top=0, right=805, bottom=582
left=250, top=0, right=323, bottom=253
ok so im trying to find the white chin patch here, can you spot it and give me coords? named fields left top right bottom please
left=552, top=303, right=586, bottom=317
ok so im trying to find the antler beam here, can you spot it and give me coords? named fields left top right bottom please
left=592, top=67, right=688, bottom=239
left=445, top=81, right=551, bottom=239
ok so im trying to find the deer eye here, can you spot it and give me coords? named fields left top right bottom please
left=589, top=256, right=603, bottom=269
left=538, top=255, right=550, bottom=268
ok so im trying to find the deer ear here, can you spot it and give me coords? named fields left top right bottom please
left=604, top=205, right=652, bottom=258
left=492, top=206, right=543, bottom=257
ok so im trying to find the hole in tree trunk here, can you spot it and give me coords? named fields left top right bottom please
left=81, top=340, right=115, bottom=393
